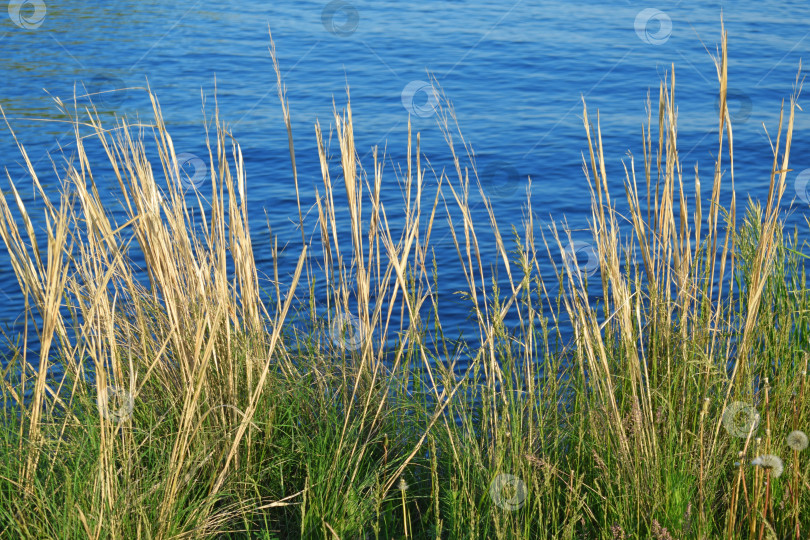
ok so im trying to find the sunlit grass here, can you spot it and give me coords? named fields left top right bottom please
left=0, top=24, right=809, bottom=539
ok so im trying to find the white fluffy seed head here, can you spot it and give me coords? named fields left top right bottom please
left=787, top=430, right=809, bottom=452
left=751, top=454, right=784, bottom=479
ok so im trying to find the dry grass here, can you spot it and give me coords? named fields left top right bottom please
left=0, top=24, right=808, bottom=539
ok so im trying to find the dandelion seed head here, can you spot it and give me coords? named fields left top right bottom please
left=398, top=477, right=408, bottom=492
left=787, top=430, right=808, bottom=452
left=751, top=454, right=784, bottom=478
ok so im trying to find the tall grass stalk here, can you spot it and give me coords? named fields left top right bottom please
left=0, top=23, right=808, bottom=539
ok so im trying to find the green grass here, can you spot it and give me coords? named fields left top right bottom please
left=0, top=25, right=809, bottom=539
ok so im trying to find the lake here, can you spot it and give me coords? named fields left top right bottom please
left=1, top=0, right=809, bottom=365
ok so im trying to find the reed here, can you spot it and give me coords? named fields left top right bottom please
left=0, top=24, right=808, bottom=539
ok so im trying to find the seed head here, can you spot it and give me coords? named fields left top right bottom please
left=398, top=477, right=409, bottom=492
left=787, top=430, right=808, bottom=452
left=751, top=454, right=784, bottom=479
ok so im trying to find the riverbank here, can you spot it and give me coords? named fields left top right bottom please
left=1, top=29, right=809, bottom=539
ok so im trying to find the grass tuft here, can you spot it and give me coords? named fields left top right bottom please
left=1, top=24, right=809, bottom=539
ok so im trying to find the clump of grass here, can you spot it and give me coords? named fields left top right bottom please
left=0, top=23, right=809, bottom=539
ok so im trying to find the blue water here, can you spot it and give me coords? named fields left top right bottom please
left=1, top=1, right=809, bottom=364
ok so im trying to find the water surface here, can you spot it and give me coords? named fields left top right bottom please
left=1, top=0, right=809, bottom=365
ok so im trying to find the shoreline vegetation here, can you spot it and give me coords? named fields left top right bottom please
left=1, top=26, right=809, bottom=539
